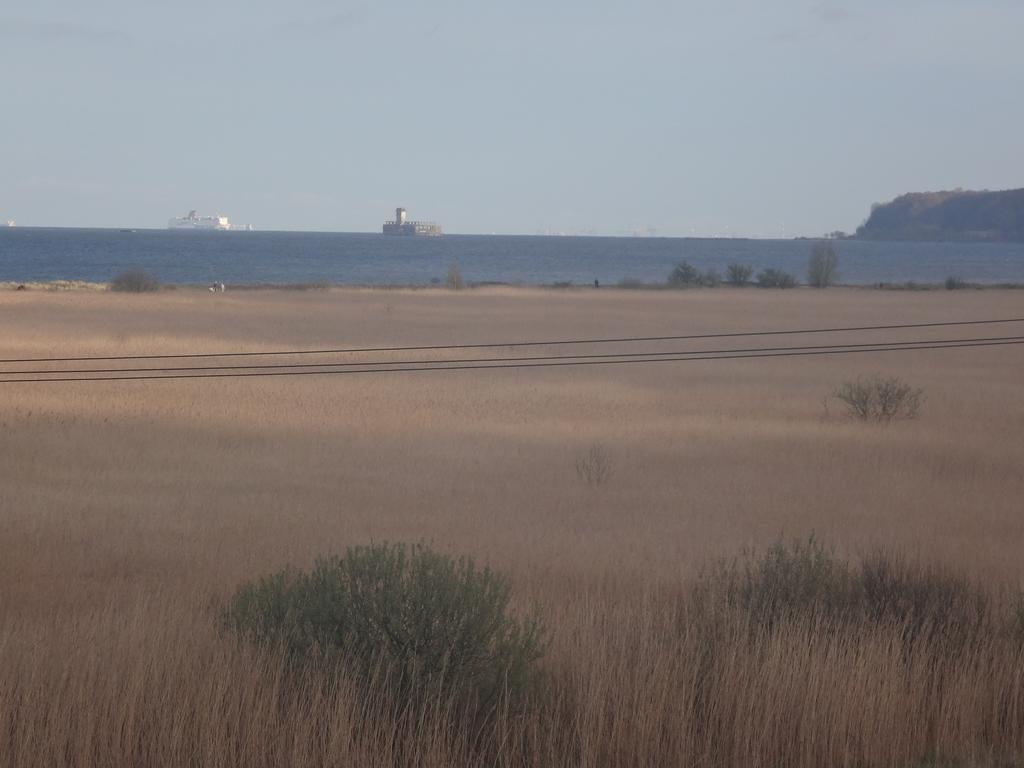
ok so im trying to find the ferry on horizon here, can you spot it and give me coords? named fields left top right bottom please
left=168, top=210, right=253, bottom=231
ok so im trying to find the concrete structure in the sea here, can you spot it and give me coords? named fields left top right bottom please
left=382, top=208, right=442, bottom=236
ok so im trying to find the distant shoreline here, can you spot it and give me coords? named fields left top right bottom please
left=4, top=279, right=1023, bottom=293
left=5, top=225, right=1024, bottom=243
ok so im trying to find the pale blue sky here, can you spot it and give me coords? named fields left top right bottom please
left=1, top=0, right=1021, bottom=235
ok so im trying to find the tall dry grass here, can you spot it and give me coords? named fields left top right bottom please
left=3, top=567, right=1022, bottom=767
left=1, top=286, right=1023, bottom=766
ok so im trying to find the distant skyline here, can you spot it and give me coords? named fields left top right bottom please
left=1, top=0, right=1022, bottom=237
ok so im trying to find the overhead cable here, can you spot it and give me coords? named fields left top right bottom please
left=1, top=318, right=1023, bottom=364
left=2, top=338, right=1020, bottom=384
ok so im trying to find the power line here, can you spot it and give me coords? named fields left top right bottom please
left=3, top=335, right=1021, bottom=377
left=1, top=317, right=1022, bottom=364
left=2, top=338, right=1020, bottom=384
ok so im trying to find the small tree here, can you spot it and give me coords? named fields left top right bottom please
left=667, top=261, right=701, bottom=287
left=808, top=242, right=839, bottom=288
left=446, top=260, right=466, bottom=289
left=110, top=269, right=161, bottom=292
left=726, top=263, right=753, bottom=286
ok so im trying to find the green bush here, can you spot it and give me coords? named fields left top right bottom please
left=756, top=268, right=797, bottom=288
left=667, top=261, right=701, bottom=287
left=110, top=269, right=161, bottom=292
left=225, top=542, right=545, bottom=715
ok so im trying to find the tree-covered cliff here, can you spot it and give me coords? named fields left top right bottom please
left=855, top=188, right=1024, bottom=242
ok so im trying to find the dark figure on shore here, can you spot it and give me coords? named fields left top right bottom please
left=15, top=284, right=25, bottom=291
left=594, top=279, right=600, bottom=288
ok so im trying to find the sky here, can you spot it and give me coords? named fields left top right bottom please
left=1, top=0, right=1022, bottom=236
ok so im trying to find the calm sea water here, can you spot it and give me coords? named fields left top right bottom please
left=2, top=228, right=1023, bottom=286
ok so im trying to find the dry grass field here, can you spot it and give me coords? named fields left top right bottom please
left=1, top=286, right=1023, bottom=767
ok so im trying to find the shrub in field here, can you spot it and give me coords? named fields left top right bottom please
left=667, top=261, right=701, bottom=287
left=832, top=375, right=923, bottom=422
left=725, top=263, right=753, bottom=286
left=110, top=269, right=161, bottom=292
left=858, top=552, right=989, bottom=645
left=1014, top=597, right=1024, bottom=641
left=225, top=542, right=545, bottom=716
left=575, top=443, right=612, bottom=486
left=695, top=538, right=994, bottom=644
left=696, top=538, right=857, bottom=631
left=808, top=241, right=839, bottom=287
left=756, top=267, right=797, bottom=288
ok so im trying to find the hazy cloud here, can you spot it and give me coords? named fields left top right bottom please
left=770, top=27, right=803, bottom=43
left=323, top=9, right=370, bottom=28
left=0, top=18, right=130, bottom=45
left=810, top=3, right=851, bottom=24
left=273, top=7, right=370, bottom=37
left=769, top=3, right=854, bottom=43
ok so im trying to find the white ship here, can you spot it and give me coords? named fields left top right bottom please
left=167, top=210, right=252, bottom=231
left=4, top=220, right=14, bottom=228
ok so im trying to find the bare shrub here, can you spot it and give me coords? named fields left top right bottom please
left=756, top=267, right=797, bottom=288
left=858, top=552, right=989, bottom=646
left=808, top=241, right=839, bottom=288
left=832, top=375, right=924, bottom=422
left=446, top=261, right=466, bottom=290
left=693, top=538, right=996, bottom=649
left=725, top=263, right=753, bottom=286
left=700, top=268, right=721, bottom=287
left=695, top=537, right=856, bottom=632
left=945, top=276, right=968, bottom=290
left=667, top=261, right=701, bottom=287
left=575, top=443, right=612, bottom=486
left=110, top=269, right=161, bottom=292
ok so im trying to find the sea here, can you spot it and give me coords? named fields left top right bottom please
left=2, top=228, right=1024, bottom=287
